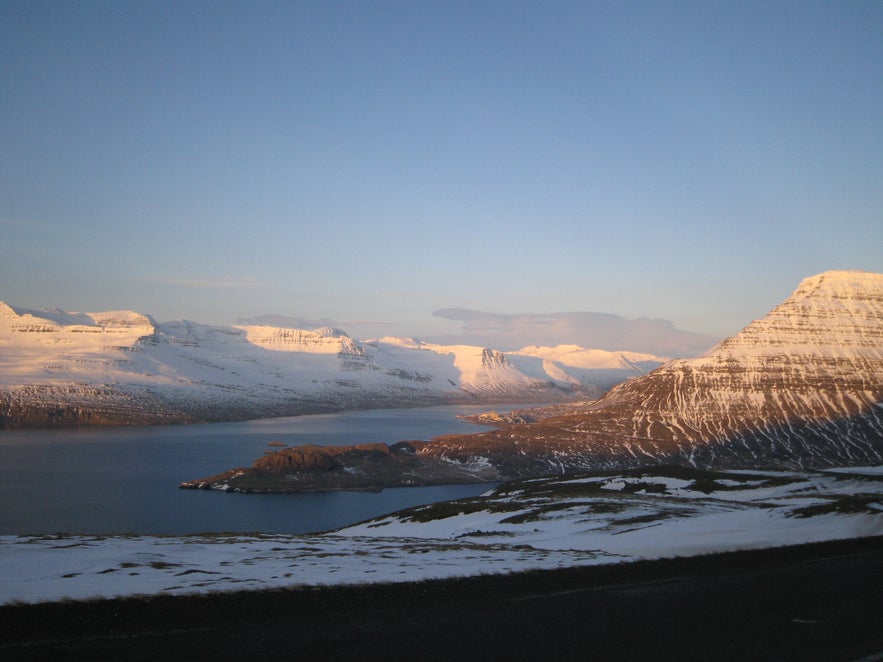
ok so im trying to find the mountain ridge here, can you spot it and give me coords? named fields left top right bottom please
left=0, top=302, right=665, bottom=427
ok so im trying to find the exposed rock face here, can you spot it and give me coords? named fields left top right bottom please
left=481, top=348, right=507, bottom=368
left=182, top=271, right=883, bottom=492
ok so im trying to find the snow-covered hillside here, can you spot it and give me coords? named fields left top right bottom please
left=3, top=466, right=880, bottom=604
left=511, top=344, right=663, bottom=392
left=0, top=303, right=664, bottom=427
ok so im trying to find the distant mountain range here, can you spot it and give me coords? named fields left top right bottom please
left=182, top=270, right=883, bottom=492
left=0, top=301, right=663, bottom=427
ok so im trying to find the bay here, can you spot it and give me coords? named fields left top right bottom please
left=0, top=405, right=507, bottom=536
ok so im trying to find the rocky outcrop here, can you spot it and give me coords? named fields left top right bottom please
left=180, top=440, right=482, bottom=492
left=182, top=271, right=883, bottom=492
left=253, top=443, right=392, bottom=472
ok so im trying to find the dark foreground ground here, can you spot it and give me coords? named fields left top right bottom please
left=2, top=536, right=882, bottom=661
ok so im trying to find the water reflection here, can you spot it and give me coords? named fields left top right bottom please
left=0, top=405, right=512, bottom=536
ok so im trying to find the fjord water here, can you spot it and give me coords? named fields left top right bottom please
left=0, top=405, right=501, bottom=536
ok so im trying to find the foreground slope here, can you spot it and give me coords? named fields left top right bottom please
left=4, top=537, right=883, bottom=661
left=7, top=467, right=883, bottom=603
left=184, top=271, right=883, bottom=491
left=0, top=302, right=663, bottom=427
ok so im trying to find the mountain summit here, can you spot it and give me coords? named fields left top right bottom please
left=183, top=271, right=883, bottom=492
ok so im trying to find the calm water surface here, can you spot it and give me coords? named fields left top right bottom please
left=0, top=405, right=509, bottom=536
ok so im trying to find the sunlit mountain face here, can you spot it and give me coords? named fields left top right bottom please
left=0, top=301, right=664, bottom=428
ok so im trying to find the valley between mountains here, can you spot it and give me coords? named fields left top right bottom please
left=182, top=270, right=883, bottom=492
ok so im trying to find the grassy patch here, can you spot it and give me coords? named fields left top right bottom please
left=619, top=481, right=669, bottom=494
left=789, top=495, right=883, bottom=518
left=491, top=466, right=799, bottom=501
left=579, top=501, right=629, bottom=515
left=397, top=497, right=524, bottom=523
left=614, top=512, right=675, bottom=527
left=683, top=478, right=780, bottom=494
left=496, top=480, right=608, bottom=499
left=500, top=502, right=587, bottom=524
left=455, top=530, right=517, bottom=538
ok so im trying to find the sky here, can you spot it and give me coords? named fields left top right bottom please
left=2, top=1, right=881, bottom=354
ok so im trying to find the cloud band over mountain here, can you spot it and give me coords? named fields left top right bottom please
left=430, top=309, right=719, bottom=357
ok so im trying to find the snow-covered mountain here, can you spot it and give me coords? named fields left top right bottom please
left=518, top=269, right=883, bottom=470
left=510, top=344, right=664, bottom=393
left=183, top=271, right=883, bottom=492
left=436, top=269, right=883, bottom=473
left=0, top=302, right=664, bottom=427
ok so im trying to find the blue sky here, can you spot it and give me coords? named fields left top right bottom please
left=2, top=1, right=881, bottom=352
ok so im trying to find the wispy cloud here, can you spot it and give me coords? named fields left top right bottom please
left=236, top=314, right=400, bottom=333
left=0, top=217, right=68, bottom=231
left=236, top=313, right=342, bottom=329
left=0, top=218, right=30, bottom=228
left=429, top=309, right=719, bottom=358
left=148, top=275, right=264, bottom=290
